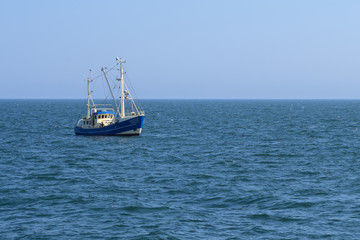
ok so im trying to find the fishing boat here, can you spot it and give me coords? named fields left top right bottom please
left=74, top=58, right=145, bottom=136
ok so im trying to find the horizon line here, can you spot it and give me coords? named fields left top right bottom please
left=1, top=98, right=360, bottom=101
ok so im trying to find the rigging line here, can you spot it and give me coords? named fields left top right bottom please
left=124, top=73, right=138, bottom=99
left=104, top=64, right=122, bottom=91
left=101, top=74, right=108, bottom=104
left=103, top=83, right=112, bottom=103
left=88, top=62, right=119, bottom=82
left=107, top=70, right=118, bottom=89
left=77, top=62, right=120, bottom=118
left=124, top=73, right=144, bottom=112
left=95, top=63, right=119, bottom=106
left=79, top=94, right=88, bottom=119
left=103, top=76, right=116, bottom=105
left=90, top=95, right=95, bottom=107
left=120, top=64, right=144, bottom=115
left=124, top=82, right=141, bottom=114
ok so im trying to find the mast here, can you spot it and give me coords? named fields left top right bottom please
left=115, top=57, right=126, bottom=118
left=87, top=69, right=92, bottom=118
left=120, top=59, right=125, bottom=118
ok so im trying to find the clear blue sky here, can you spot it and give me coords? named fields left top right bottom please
left=1, top=0, right=360, bottom=99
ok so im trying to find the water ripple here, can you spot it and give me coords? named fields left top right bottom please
left=1, top=100, right=360, bottom=239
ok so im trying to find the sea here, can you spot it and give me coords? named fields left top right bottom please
left=1, top=99, right=360, bottom=239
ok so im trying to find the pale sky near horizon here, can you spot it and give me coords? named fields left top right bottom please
left=1, top=0, right=360, bottom=99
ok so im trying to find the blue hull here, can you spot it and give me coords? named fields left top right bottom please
left=74, top=116, right=145, bottom=136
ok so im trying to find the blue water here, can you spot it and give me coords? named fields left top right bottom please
left=1, top=99, right=360, bottom=239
